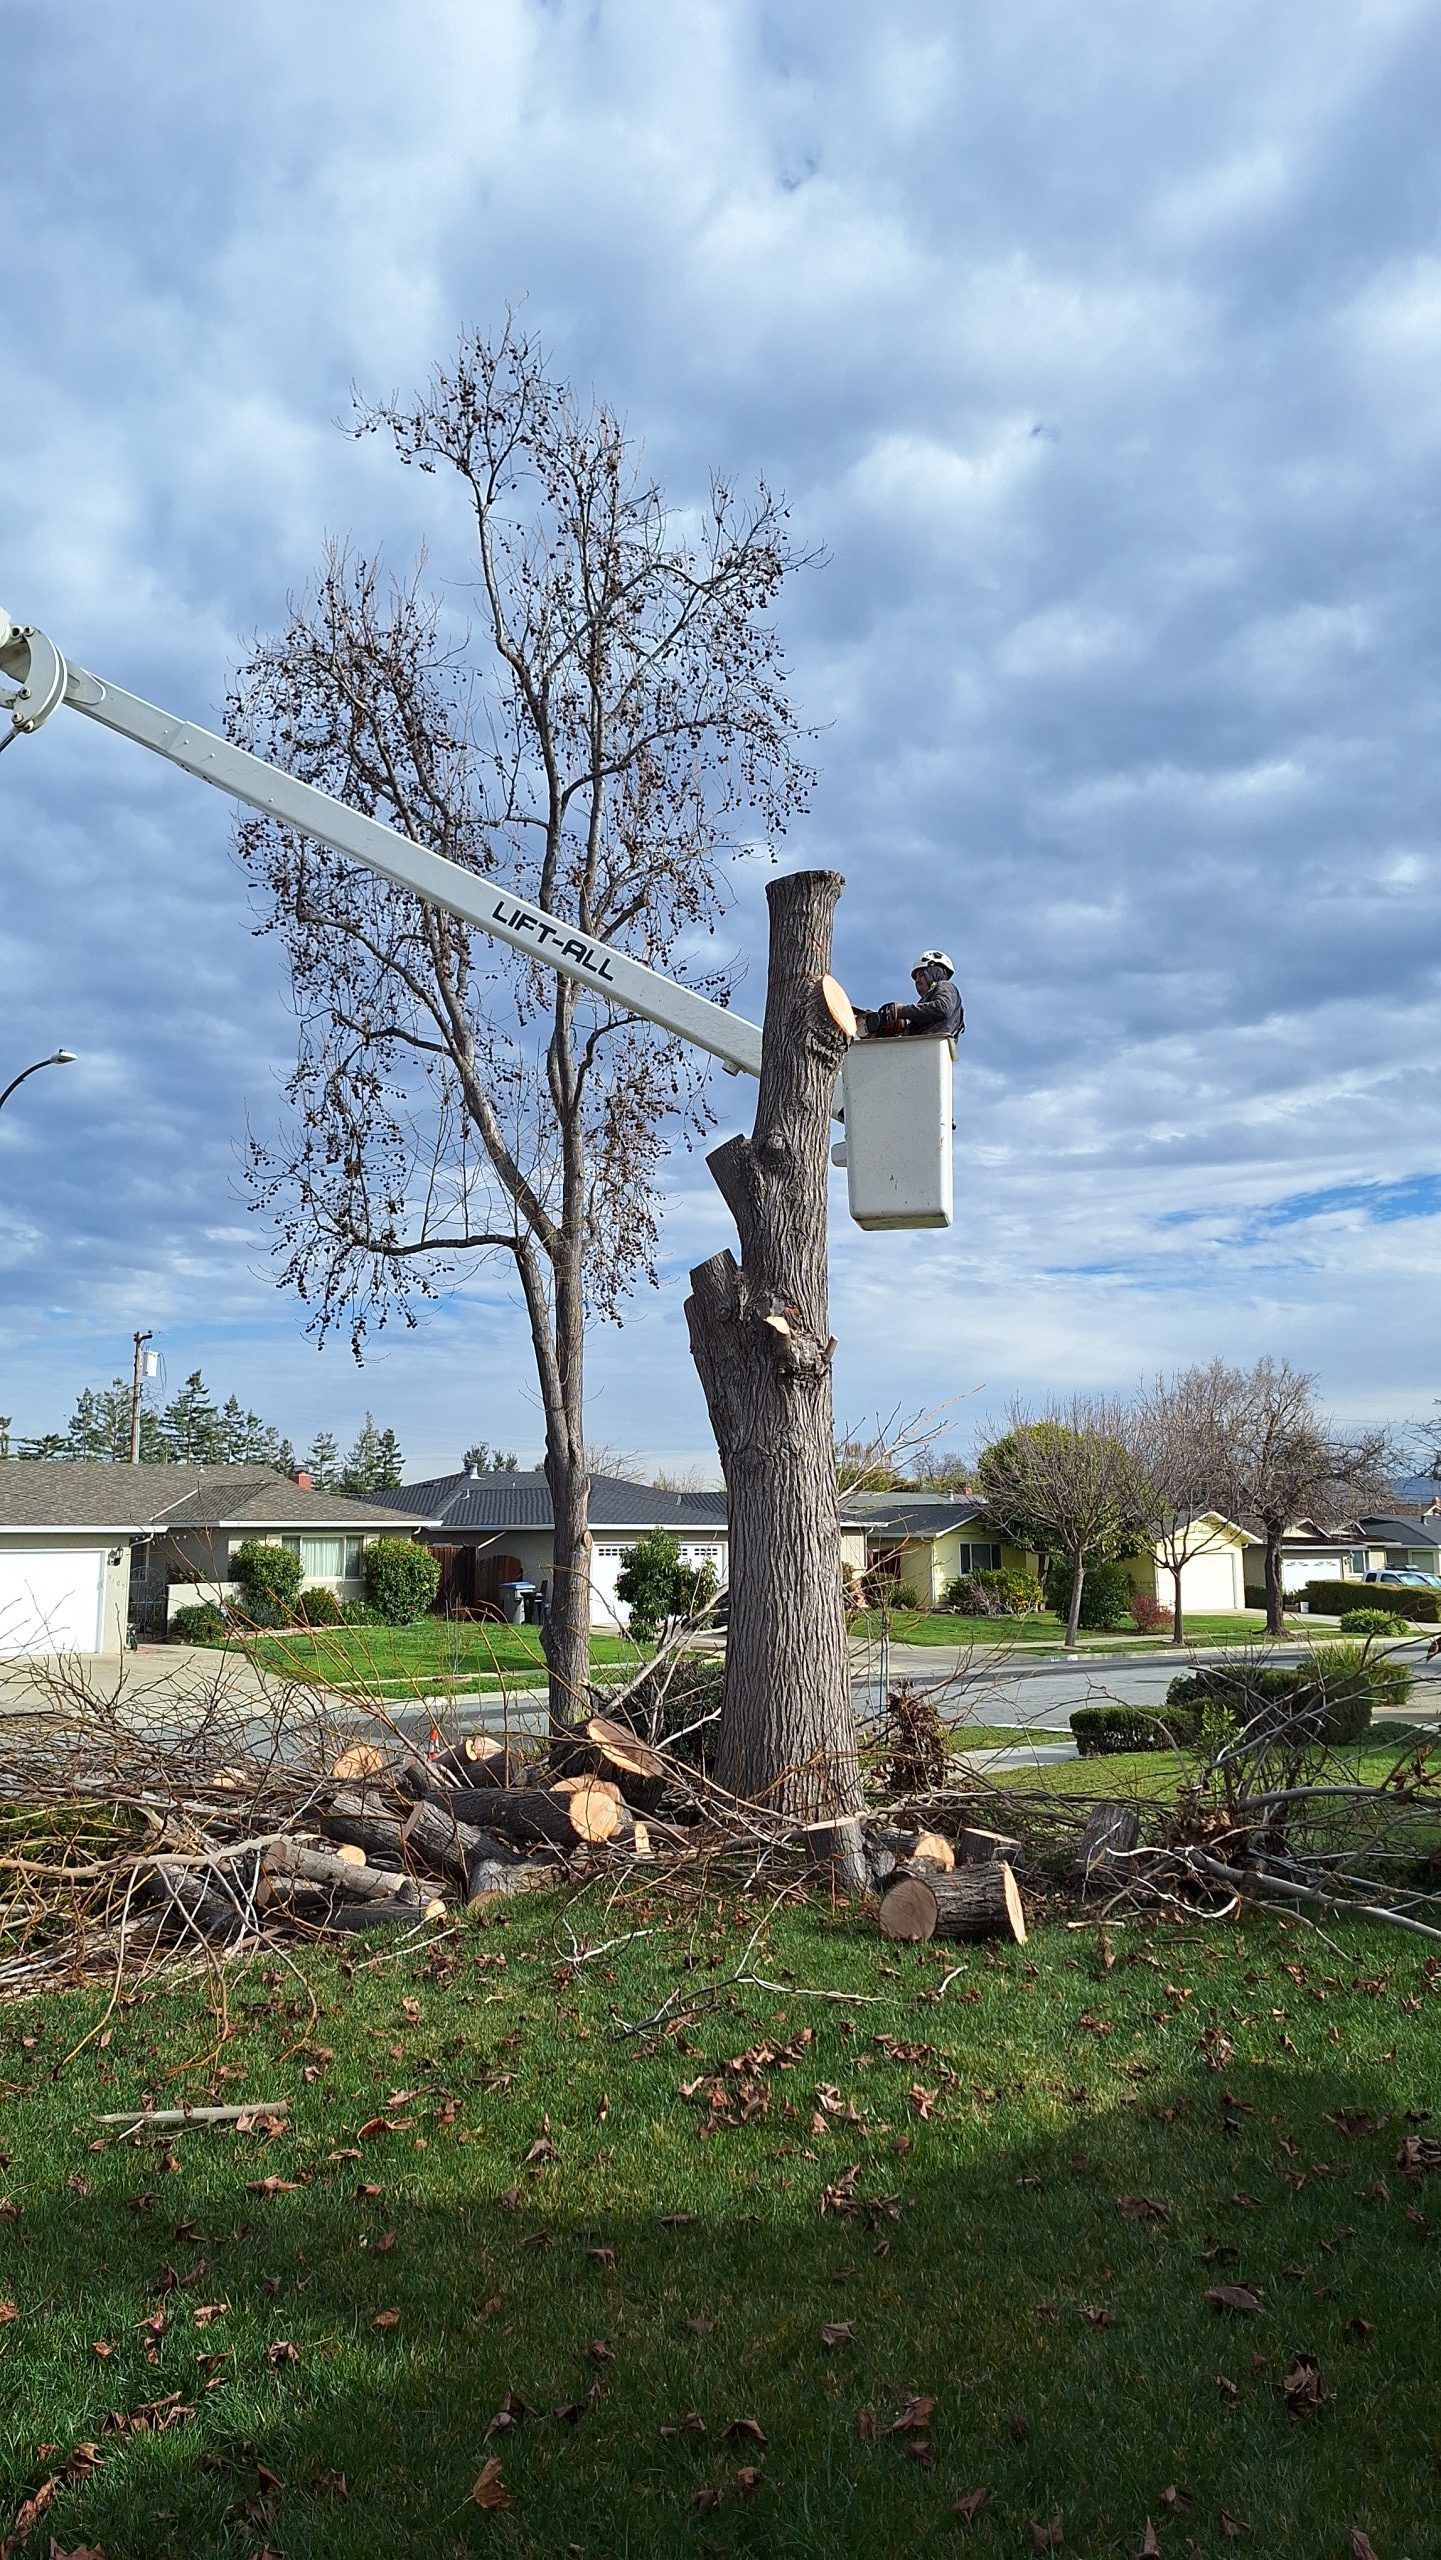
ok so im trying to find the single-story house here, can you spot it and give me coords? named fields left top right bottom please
left=0, top=1462, right=433, bottom=1655
left=844, top=1490, right=1256, bottom=1614
left=384, top=1468, right=736, bottom=1629
left=1244, top=1513, right=1441, bottom=1601
left=839, top=1491, right=1030, bottom=1606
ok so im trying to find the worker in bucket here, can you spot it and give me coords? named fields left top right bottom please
left=858, top=950, right=964, bottom=1041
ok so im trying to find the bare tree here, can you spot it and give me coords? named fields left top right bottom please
left=226, top=321, right=814, bottom=1728
left=975, top=1398, right=1158, bottom=1646
left=1206, top=1358, right=1393, bottom=1636
left=1132, top=1362, right=1238, bottom=1644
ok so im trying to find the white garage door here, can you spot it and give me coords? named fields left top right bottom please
left=0, top=1549, right=106, bottom=1656
left=589, top=1540, right=727, bottom=1630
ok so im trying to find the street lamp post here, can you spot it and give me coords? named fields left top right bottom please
left=0, top=1049, right=75, bottom=1113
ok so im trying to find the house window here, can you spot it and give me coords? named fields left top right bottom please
left=298, top=1535, right=365, bottom=1580
left=955, top=1541, right=1002, bottom=1575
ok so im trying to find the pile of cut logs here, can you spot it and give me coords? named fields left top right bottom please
left=269, top=1714, right=688, bottom=1934
left=861, top=1819, right=1028, bottom=1947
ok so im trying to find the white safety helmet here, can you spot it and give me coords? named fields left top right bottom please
left=914, top=949, right=954, bottom=978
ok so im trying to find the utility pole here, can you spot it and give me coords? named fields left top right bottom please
left=129, top=1330, right=155, bottom=1465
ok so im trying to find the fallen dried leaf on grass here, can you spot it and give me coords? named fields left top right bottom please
left=953, top=2487, right=988, bottom=2526
left=1030, top=2516, right=1063, bottom=2552
left=818, top=2320, right=855, bottom=2346
left=470, top=2459, right=511, bottom=2511
left=1205, top=2284, right=1263, bottom=2316
left=1349, top=2531, right=1380, bottom=2559
left=1279, top=2352, right=1332, bottom=2417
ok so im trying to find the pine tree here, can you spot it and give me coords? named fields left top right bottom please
left=372, top=1427, right=404, bottom=1492
left=462, top=1440, right=519, bottom=1473
left=341, top=1414, right=385, bottom=1496
left=305, top=1432, right=340, bottom=1490
left=161, top=1371, right=222, bottom=1464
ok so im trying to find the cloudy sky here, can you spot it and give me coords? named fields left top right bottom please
left=2, top=0, right=1438, bottom=1480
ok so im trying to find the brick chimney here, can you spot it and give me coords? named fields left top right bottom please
left=292, top=1469, right=314, bottom=1492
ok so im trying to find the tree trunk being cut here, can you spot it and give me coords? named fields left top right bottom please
left=878, top=1862, right=1027, bottom=1945
left=683, top=872, right=860, bottom=1832
left=318, top=1794, right=408, bottom=1869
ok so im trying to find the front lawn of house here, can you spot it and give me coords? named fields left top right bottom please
left=852, top=1608, right=1320, bottom=1650
left=245, top=1620, right=644, bottom=1698
left=0, top=1890, right=1436, bottom=2558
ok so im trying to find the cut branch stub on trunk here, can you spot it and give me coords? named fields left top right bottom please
left=878, top=1862, right=1028, bottom=1946
left=425, top=1735, right=516, bottom=1791
left=684, top=871, right=859, bottom=1821
left=867, top=1828, right=956, bottom=1882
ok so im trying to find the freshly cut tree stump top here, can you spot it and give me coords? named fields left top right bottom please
left=331, top=1741, right=387, bottom=1781
left=878, top=1861, right=1027, bottom=1946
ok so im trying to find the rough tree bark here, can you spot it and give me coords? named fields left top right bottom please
left=684, top=872, right=860, bottom=1830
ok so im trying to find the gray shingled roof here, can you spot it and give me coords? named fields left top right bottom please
left=1355, top=1514, right=1441, bottom=1549
left=0, top=1463, right=430, bottom=1535
left=385, top=1469, right=728, bottom=1535
left=839, top=1491, right=985, bottom=1540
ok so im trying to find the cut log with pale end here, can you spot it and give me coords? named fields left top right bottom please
left=323, top=1895, right=445, bottom=1933
left=331, top=1741, right=388, bottom=1781
left=334, top=1841, right=367, bottom=1867
left=1075, top=1802, right=1140, bottom=1892
left=631, top=1821, right=652, bottom=1860
left=551, top=1715, right=666, bottom=1810
left=440, top=1784, right=619, bottom=1849
left=878, top=1861, right=1027, bottom=1946
left=955, top=1826, right=1023, bottom=1869
left=425, top=1734, right=517, bottom=1792
left=552, top=1773, right=623, bottom=1804
left=261, top=1843, right=421, bottom=1906
left=319, top=1795, right=408, bottom=1870
left=466, top=1855, right=568, bottom=1904
left=869, top=1827, right=956, bottom=1876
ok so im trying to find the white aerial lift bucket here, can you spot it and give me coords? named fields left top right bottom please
left=839, top=1037, right=954, bottom=1232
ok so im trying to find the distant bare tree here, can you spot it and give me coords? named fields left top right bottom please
left=1133, top=1363, right=1238, bottom=1643
left=227, top=321, right=814, bottom=1728
left=1206, top=1358, right=1392, bottom=1636
left=975, top=1398, right=1158, bottom=1647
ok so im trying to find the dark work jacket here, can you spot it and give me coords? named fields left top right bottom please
left=897, top=980, right=964, bottom=1039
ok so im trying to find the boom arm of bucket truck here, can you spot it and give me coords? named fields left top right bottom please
left=0, top=610, right=951, bottom=1230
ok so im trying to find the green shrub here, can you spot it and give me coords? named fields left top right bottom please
left=168, top=1601, right=228, bottom=1646
left=340, top=1597, right=382, bottom=1626
left=362, top=1537, right=441, bottom=1625
left=1165, top=1665, right=1297, bottom=1715
left=1299, top=1640, right=1408, bottom=1733
left=890, top=1584, right=919, bottom=1613
left=230, top=1539, right=303, bottom=1616
left=1303, top=1578, right=1439, bottom=1624
left=944, top=1574, right=997, bottom=1615
left=1045, top=1558, right=1132, bottom=1631
left=295, top=1583, right=343, bottom=1627
left=1339, top=1608, right=1409, bottom=1637
left=1071, top=1702, right=1201, bottom=1755
left=973, top=1566, right=1043, bottom=1616
left=229, top=1594, right=288, bottom=1632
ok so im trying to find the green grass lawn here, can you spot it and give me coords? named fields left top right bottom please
left=1, top=1891, right=1437, bottom=2557
left=245, top=1621, right=645, bottom=1698
left=851, top=1609, right=1317, bottom=1650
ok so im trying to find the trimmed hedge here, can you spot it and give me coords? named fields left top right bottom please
left=230, top=1538, right=304, bottom=1615
left=1071, top=1702, right=1202, bottom=1755
left=169, top=1601, right=227, bottom=1647
left=296, top=1584, right=343, bottom=1627
left=1339, top=1608, right=1409, bottom=1637
left=1303, top=1579, right=1439, bottom=1624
